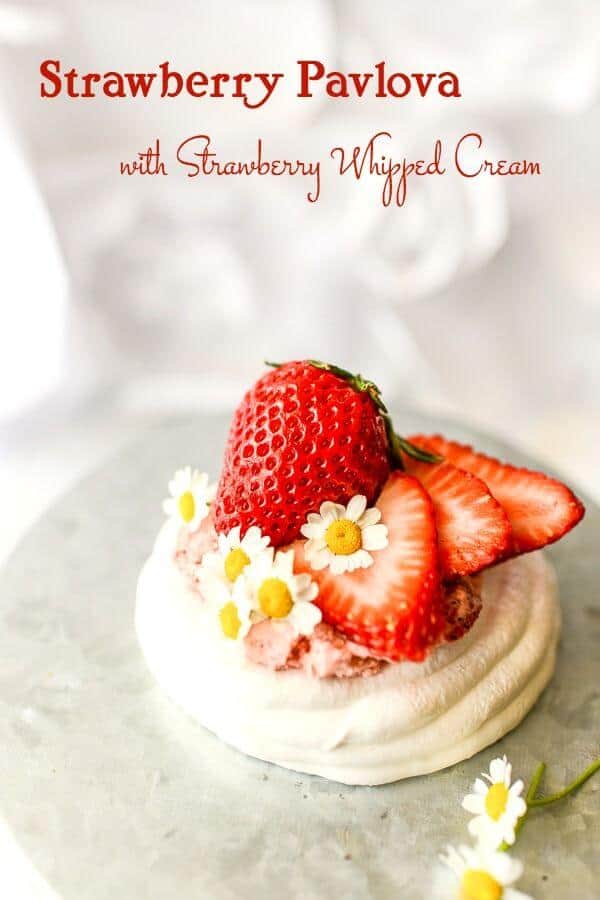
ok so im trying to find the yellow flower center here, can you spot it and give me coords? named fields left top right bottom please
left=219, top=601, right=241, bottom=639
left=178, top=491, right=196, bottom=523
left=324, top=518, right=362, bottom=555
left=460, top=870, right=502, bottom=900
left=485, top=782, right=510, bottom=821
left=224, top=548, right=250, bottom=582
left=258, top=578, right=293, bottom=618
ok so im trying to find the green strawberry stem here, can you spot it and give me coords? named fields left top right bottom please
left=524, top=761, right=547, bottom=806
left=528, top=757, right=600, bottom=808
left=265, top=359, right=441, bottom=468
left=500, top=756, right=600, bottom=852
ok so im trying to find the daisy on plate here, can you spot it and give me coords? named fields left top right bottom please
left=200, top=525, right=271, bottom=602
left=163, top=467, right=216, bottom=531
left=462, top=756, right=527, bottom=849
left=440, top=844, right=531, bottom=900
left=300, top=494, right=388, bottom=574
left=233, top=547, right=321, bottom=636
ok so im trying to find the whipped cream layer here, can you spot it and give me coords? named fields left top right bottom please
left=136, top=521, right=560, bottom=785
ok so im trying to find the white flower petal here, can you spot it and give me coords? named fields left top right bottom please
left=357, top=507, right=381, bottom=527
left=295, top=573, right=311, bottom=589
left=346, top=494, right=367, bottom=521
left=200, top=551, right=224, bottom=574
left=462, top=794, right=485, bottom=814
left=320, top=501, right=345, bottom=521
left=489, top=756, right=508, bottom=784
left=228, top=526, right=242, bottom=547
left=257, top=548, right=275, bottom=572
left=467, top=815, right=488, bottom=839
left=487, top=851, right=524, bottom=886
left=344, top=554, right=361, bottom=573
left=236, top=592, right=254, bottom=622
left=459, top=845, right=482, bottom=869
left=238, top=618, right=253, bottom=639
left=232, top=574, right=252, bottom=607
left=275, top=550, right=295, bottom=575
left=474, top=821, right=508, bottom=850
left=308, top=548, right=332, bottom=570
left=361, top=523, right=389, bottom=551
left=242, top=526, right=270, bottom=554
left=346, top=549, right=373, bottom=571
left=295, top=579, right=318, bottom=605
left=170, top=469, right=187, bottom=494
left=474, top=778, right=489, bottom=795
left=507, top=795, right=527, bottom=819
left=509, top=779, right=525, bottom=798
left=189, top=507, right=209, bottom=531
left=301, top=523, right=323, bottom=539
left=330, top=554, right=351, bottom=575
left=304, top=538, right=328, bottom=560
left=439, top=845, right=466, bottom=878
left=163, top=498, right=175, bottom=516
left=203, top=578, right=232, bottom=608
left=295, top=574, right=318, bottom=602
left=192, top=470, right=208, bottom=489
left=501, top=823, right=517, bottom=847
left=289, top=601, right=322, bottom=636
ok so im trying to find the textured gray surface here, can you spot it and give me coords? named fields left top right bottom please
left=0, top=413, right=598, bottom=900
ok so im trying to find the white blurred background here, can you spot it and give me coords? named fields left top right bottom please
left=0, top=4, right=600, bottom=893
left=1, top=0, right=600, bottom=566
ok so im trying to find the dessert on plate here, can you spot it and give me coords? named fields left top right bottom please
left=136, top=360, right=584, bottom=785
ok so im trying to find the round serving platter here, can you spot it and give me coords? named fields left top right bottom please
left=0, top=413, right=598, bottom=899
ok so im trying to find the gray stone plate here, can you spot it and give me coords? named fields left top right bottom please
left=0, top=414, right=598, bottom=899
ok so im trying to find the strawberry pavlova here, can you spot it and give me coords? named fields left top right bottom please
left=136, top=361, right=584, bottom=784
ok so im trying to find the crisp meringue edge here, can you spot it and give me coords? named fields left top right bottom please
left=135, top=520, right=561, bottom=786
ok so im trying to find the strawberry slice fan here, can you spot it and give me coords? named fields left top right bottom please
left=213, top=360, right=585, bottom=662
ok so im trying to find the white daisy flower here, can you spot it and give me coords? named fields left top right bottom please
left=440, top=844, right=531, bottom=900
left=200, top=525, right=271, bottom=600
left=217, top=598, right=253, bottom=642
left=300, top=494, right=388, bottom=575
left=233, top=547, right=321, bottom=636
left=163, top=467, right=216, bottom=531
left=462, top=756, right=527, bottom=849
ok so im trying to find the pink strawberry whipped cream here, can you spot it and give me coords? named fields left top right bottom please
left=174, top=518, right=482, bottom=678
left=244, top=620, right=386, bottom=678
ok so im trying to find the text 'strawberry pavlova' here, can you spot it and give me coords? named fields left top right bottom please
left=136, top=361, right=584, bottom=785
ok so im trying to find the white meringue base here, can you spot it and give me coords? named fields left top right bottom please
left=136, top=522, right=560, bottom=786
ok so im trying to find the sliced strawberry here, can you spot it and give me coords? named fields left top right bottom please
left=294, top=471, right=444, bottom=661
left=402, top=458, right=512, bottom=579
left=409, top=435, right=585, bottom=555
left=441, top=577, right=482, bottom=642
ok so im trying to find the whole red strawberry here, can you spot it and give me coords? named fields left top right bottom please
left=214, top=360, right=430, bottom=546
